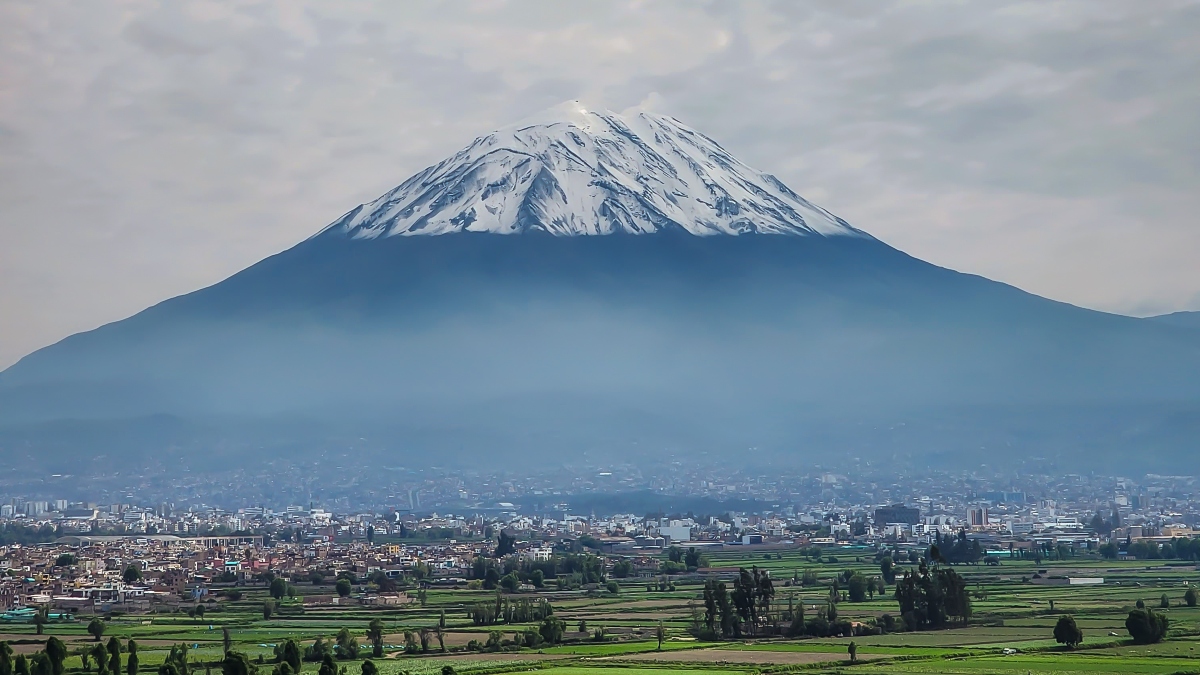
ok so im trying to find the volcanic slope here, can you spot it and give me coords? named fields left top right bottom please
left=2, top=103, right=1197, bottom=469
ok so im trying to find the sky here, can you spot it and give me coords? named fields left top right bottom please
left=2, top=0, right=1199, bottom=370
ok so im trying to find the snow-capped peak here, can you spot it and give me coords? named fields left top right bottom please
left=319, top=101, right=871, bottom=239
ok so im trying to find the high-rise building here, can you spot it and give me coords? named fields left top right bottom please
left=968, top=507, right=989, bottom=527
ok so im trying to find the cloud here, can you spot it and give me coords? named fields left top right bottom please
left=1, top=0, right=1199, bottom=368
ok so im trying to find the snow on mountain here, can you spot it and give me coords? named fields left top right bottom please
left=319, top=101, right=870, bottom=239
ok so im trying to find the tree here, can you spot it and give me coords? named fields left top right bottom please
left=262, top=600, right=275, bottom=621
left=45, top=637, right=68, bottom=675
left=335, top=628, right=358, bottom=660
left=880, top=556, right=896, bottom=584
left=14, top=655, right=29, bottom=675
left=655, top=620, right=666, bottom=651
left=106, top=637, right=121, bottom=675
left=786, top=598, right=806, bottom=637
left=848, top=641, right=857, bottom=663
left=33, top=607, right=49, bottom=635
left=360, top=663, right=377, bottom=675
left=894, top=562, right=971, bottom=630
left=28, top=655, right=49, bottom=675
left=91, top=646, right=108, bottom=675
left=336, top=579, right=352, bottom=598
left=538, top=617, right=565, bottom=645
left=88, top=620, right=107, bottom=642
left=611, top=559, right=632, bottom=578
left=435, top=626, right=445, bottom=653
left=220, top=652, right=255, bottom=675
left=280, top=641, right=301, bottom=675
left=1186, top=587, right=1198, bottom=608
left=483, top=568, right=500, bottom=590
left=1126, top=608, right=1169, bottom=644
left=123, top=566, right=142, bottom=584
left=317, top=655, right=336, bottom=675
left=499, top=573, right=520, bottom=593
left=1053, top=615, right=1083, bottom=648
left=163, top=644, right=188, bottom=675
left=606, top=581, right=620, bottom=595
left=847, top=573, right=868, bottom=602
left=222, top=628, right=232, bottom=655
left=1160, top=594, right=1171, bottom=609
left=495, top=531, right=516, bottom=558
left=1, top=642, right=14, bottom=675
left=269, top=578, right=288, bottom=600
left=126, top=641, right=138, bottom=675
left=366, top=620, right=384, bottom=659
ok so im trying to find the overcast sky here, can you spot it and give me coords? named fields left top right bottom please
left=3, top=0, right=1199, bottom=369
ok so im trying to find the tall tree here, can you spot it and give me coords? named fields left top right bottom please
left=495, top=531, right=516, bottom=558
left=88, top=620, right=106, bottom=643
left=317, top=655, right=336, bottom=675
left=126, top=641, right=138, bottom=675
left=0, top=641, right=13, bottom=675
left=45, top=637, right=68, bottom=675
left=280, top=641, right=301, bottom=675
left=106, top=637, right=121, bottom=675
left=335, top=628, right=358, bottom=660
left=91, top=646, right=107, bottom=675
left=366, top=620, right=384, bottom=659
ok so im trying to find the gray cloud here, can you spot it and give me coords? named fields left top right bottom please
left=2, top=0, right=1199, bottom=368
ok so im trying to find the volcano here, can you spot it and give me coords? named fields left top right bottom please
left=3, top=103, right=1197, bottom=470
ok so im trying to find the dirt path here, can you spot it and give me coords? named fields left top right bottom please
left=603, top=648, right=883, bottom=665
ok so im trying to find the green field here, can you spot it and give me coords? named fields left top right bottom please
left=6, top=549, right=1200, bottom=675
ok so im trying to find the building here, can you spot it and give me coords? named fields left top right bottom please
left=968, top=507, right=989, bottom=527
left=875, top=504, right=921, bottom=526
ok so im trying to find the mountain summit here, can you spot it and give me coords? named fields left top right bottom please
left=320, top=101, right=866, bottom=239
left=2, top=106, right=1198, bottom=472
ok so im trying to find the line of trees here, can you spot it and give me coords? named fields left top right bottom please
left=471, top=552, right=604, bottom=590
left=893, top=556, right=972, bottom=630
left=469, top=595, right=554, bottom=626
left=699, top=567, right=775, bottom=638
